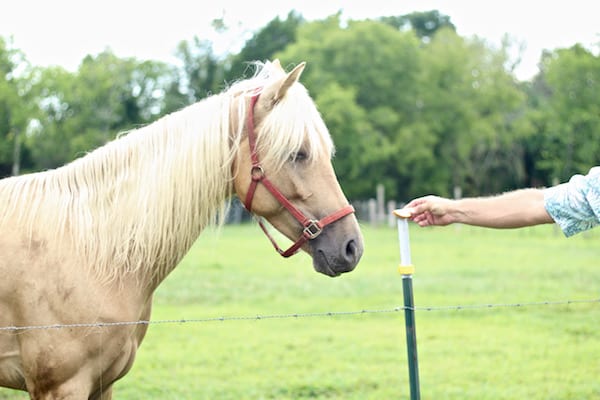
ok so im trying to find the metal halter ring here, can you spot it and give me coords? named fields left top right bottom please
left=303, top=220, right=323, bottom=240
left=250, top=165, right=265, bottom=181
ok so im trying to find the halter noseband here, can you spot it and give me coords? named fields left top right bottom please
left=243, top=92, right=355, bottom=257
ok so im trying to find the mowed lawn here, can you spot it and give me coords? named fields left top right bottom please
left=1, top=223, right=599, bottom=399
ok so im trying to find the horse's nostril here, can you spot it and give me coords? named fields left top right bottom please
left=345, top=239, right=358, bottom=261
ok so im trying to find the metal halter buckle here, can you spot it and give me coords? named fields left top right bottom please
left=303, top=220, right=322, bottom=240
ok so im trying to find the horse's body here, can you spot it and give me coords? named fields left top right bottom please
left=0, top=61, right=363, bottom=399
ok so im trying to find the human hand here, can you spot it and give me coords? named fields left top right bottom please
left=401, top=195, right=457, bottom=227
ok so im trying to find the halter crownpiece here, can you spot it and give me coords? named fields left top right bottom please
left=243, top=92, right=355, bottom=257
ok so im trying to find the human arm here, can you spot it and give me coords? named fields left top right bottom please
left=404, top=189, right=555, bottom=228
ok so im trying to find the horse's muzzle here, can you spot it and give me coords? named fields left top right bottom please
left=310, top=228, right=364, bottom=277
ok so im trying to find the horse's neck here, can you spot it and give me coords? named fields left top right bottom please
left=56, top=98, right=235, bottom=287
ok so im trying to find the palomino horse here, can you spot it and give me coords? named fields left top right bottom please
left=0, top=60, right=363, bottom=399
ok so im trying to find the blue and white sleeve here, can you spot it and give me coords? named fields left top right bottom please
left=543, top=167, right=600, bottom=237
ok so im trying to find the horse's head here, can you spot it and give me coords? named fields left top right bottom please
left=232, top=60, right=363, bottom=277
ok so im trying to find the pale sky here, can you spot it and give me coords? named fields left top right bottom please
left=1, top=0, right=598, bottom=81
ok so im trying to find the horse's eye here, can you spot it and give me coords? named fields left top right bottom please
left=291, top=151, right=308, bottom=163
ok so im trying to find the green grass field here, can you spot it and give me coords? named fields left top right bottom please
left=2, top=223, right=599, bottom=399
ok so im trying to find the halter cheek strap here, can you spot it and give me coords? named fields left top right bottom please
left=243, top=93, right=355, bottom=257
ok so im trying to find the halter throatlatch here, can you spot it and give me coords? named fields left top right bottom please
left=243, top=93, right=355, bottom=257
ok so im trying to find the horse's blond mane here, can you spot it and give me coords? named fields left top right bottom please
left=0, top=61, right=334, bottom=285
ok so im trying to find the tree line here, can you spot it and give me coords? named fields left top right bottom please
left=1, top=10, right=599, bottom=201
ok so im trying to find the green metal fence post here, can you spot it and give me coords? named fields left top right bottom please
left=394, top=209, right=421, bottom=400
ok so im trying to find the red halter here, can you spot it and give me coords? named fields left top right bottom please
left=243, top=93, right=355, bottom=257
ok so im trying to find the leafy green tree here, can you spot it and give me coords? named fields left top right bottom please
left=162, top=30, right=245, bottom=115
left=162, top=13, right=295, bottom=111
left=380, top=10, right=456, bottom=41
left=26, top=66, right=76, bottom=169
left=277, top=15, right=424, bottom=199
left=29, top=51, right=170, bottom=169
left=0, top=36, right=34, bottom=177
left=16, top=10, right=592, bottom=206
left=278, top=16, right=528, bottom=199
left=520, top=67, right=554, bottom=186
left=226, top=11, right=304, bottom=82
left=172, top=37, right=224, bottom=105
left=529, top=45, right=600, bottom=182
left=417, top=29, right=528, bottom=196
left=313, top=82, right=383, bottom=198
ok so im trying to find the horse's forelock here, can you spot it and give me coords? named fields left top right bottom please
left=259, top=83, right=333, bottom=172
left=225, top=61, right=333, bottom=173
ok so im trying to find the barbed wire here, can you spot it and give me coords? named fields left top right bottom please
left=1, top=297, right=598, bottom=333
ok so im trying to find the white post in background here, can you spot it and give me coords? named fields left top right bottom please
left=376, top=183, right=385, bottom=225
left=387, top=200, right=397, bottom=228
left=368, top=199, right=377, bottom=225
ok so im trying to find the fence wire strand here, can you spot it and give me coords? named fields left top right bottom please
left=1, top=298, right=598, bottom=333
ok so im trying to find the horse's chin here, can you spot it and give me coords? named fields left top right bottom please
left=314, top=263, right=342, bottom=277
left=312, top=249, right=356, bottom=278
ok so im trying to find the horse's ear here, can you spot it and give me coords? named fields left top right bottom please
left=273, top=62, right=306, bottom=103
left=271, top=59, right=285, bottom=72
